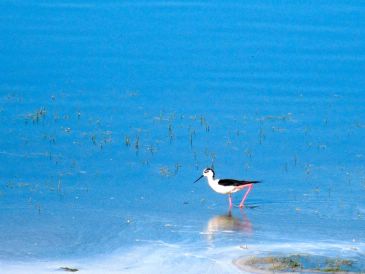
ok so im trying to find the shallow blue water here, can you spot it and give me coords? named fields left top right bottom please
left=1, top=1, right=365, bottom=272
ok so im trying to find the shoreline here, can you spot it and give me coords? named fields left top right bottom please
left=1, top=241, right=364, bottom=274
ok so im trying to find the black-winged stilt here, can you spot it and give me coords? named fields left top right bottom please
left=193, top=168, right=260, bottom=208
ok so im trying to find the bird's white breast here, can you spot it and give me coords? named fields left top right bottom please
left=207, top=178, right=236, bottom=194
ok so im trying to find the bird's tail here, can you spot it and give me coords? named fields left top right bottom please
left=242, top=180, right=261, bottom=185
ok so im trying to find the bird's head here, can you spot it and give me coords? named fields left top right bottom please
left=193, top=168, right=215, bottom=183
left=203, top=168, right=215, bottom=178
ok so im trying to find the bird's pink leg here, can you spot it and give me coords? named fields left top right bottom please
left=239, top=184, right=253, bottom=208
left=228, top=194, right=233, bottom=209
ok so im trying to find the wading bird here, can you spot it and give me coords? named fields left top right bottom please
left=193, top=168, right=260, bottom=208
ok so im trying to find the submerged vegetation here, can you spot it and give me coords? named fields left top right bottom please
left=24, top=107, right=47, bottom=124
left=236, top=254, right=363, bottom=273
left=59, top=266, right=79, bottom=272
left=1, top=92, right=364, bottom=219
left=0, top=90, right=364, bottom=268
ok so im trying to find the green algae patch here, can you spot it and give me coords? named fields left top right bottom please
left=234, top=254, right=364, bottom=273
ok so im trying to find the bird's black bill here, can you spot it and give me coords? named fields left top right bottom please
left=193, top=175, right=204, bottom=183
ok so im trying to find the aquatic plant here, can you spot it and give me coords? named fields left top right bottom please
left=59, top=266, right=79, bottom=272
left=159, top=166, right=171, bottom=177
left=174, top=163, right=182, bottom=175
left=124, top=135, right=131, bottom=147
left=25, top=107, right=47, bottom=123
left=236, top=254, right=362, bottom=273
left=134, top=135, right=140, bottom=150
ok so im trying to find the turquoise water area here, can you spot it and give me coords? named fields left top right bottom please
left=0, top=1, right=364, bottom=273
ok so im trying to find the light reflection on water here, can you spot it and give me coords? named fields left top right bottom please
left=203, top=210, right=253, bottom=242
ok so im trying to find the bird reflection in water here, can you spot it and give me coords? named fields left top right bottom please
left=204, top=210, right=253, bottom=242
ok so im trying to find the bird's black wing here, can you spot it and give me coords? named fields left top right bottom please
left=218, top=179, right=260, bottom=186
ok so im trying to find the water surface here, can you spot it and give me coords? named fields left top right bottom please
left=1, top=1, right=365, bottom=273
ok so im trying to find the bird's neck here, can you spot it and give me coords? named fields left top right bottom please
left=207, top=176, right=218, bottom=186
left=206, top=176, right=222, bottom=193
